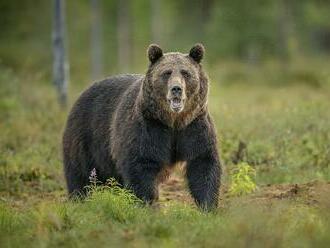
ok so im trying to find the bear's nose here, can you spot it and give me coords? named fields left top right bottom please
left=171, top=86, right=182, bottom=97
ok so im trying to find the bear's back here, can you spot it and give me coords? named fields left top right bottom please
left=63, top=74, right=144, bottom=182
left=67, top=73, right=143, bottom=126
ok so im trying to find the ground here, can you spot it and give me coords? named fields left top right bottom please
left=0, top=65, right=330, bottom=247
left=159, top=173, right=330, bottom=208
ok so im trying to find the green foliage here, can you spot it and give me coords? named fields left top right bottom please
left=0, top=1, right=330, bottom=247
left=1, top=190, right=330, bottom=247
left=229, top=162, right=257, bottom=196
left=1, top=0, right=330, bottom=78
left=208, top=78, right=330, bottom=184
left=207, top=0, right=278, bottom=60
left=85, top=178, right=145, bottom=223
left=0, top=36, right=330, bottom=246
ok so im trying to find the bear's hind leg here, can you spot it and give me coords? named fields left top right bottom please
left=64, top=160, right=90, bottom=199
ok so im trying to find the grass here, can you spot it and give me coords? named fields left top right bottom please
left=0, top=64, right=330, bottom=247
left=1, top=185, right=330, bottom=247
left=211, top=83, right=330, bottom=184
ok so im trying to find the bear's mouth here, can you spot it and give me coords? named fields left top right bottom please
left=168, top=98, right=184, bottom=113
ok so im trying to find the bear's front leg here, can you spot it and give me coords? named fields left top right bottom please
left=186, top=150, right=221, bottom=211
left=123, top=160, right=161, bottom=204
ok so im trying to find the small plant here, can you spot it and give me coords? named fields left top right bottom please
left=229, top=162, right=257, bottom=196
left=88, top=167, right=98, bottom=187
left=84, top=167, right=101, bottom=195
left=84, top=169, right=142, bottom=206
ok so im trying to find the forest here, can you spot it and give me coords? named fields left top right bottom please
left=0, top=0, right=330, bottom=247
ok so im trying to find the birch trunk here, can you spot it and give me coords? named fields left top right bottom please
left=52, top=0, right=69, bottom=107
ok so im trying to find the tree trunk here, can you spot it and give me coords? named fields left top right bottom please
left=151, top=0, right=161, bottom=44
left=117, top=0, right=131, bottom=72
left=91, top=0, right=103, bottom=80
left=52, top=0, right=69, bottom=107
left=278, top=0, right=290, bottom=62
left=200, top=0, right=213, bottom=30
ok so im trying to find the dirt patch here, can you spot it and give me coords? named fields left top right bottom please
left=251, top=181, right=330, bottom=207
left=159, top=173, right=330, bottom=209
left=159, top=176, right=192, bottom=204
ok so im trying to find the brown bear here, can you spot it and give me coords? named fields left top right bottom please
left=63, top=44, right=221, bottom=210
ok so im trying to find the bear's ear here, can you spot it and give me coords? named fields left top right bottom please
left=189, top=43, right=205, bottom=63
left=147, top=44, right=163, bottom=64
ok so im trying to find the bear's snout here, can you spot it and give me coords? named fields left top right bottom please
left=166, top=77, right=186, bottom=113
left=170, top=85, right=182, bottom=97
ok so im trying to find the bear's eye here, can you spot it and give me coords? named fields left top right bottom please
left=161, top=70, right=172, bottom=79
left=181, top=70, right=191, bottom=79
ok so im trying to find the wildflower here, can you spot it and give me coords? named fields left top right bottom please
left=89, top=168, right=97, bottom=185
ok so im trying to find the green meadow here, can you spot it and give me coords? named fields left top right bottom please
left=1, top=62, right=330, bottom=247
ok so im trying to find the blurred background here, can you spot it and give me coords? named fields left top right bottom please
left=0, top=0, right=329, bottom=197
left=1, top=2, right=330, bottom=245
left=1, top=0, right=330, bottom=85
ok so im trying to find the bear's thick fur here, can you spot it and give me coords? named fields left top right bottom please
left=63, top=44, right=221, bottom=210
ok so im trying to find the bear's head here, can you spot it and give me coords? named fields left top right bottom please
left=141, top=44, right=209, bottom=128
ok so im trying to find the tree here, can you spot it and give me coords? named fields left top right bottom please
left=151, top=0, right=161, bottom=43
left=52, top=0, right=69, bottom=107
left=117, top=0, right=131, bottom=72
left=91, top=0, right=103, bottom=80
